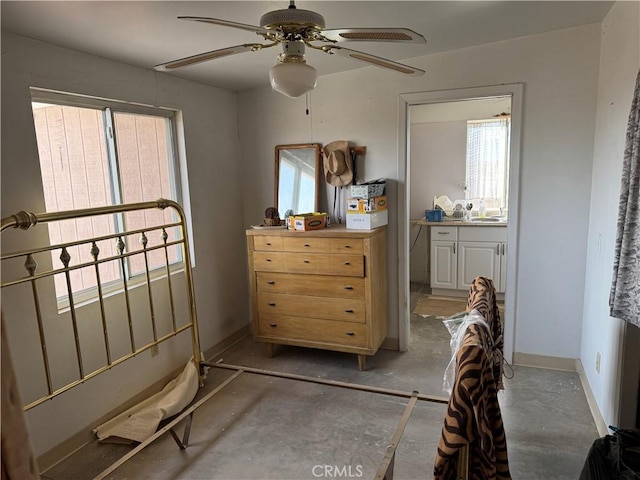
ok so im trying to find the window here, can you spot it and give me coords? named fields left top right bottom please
left=465, top=118, right=510, bottom=212
left=30, top=90, right=183, bottom=300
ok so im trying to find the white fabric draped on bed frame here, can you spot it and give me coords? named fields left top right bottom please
left=94, top=360, right=199, bottom=444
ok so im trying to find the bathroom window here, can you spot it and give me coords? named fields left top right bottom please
left=465, top=118, right=510, bottom=211
left=30, top=90, right=183, bottom=301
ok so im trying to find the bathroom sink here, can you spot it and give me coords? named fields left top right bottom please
left=468, top=217, right=506, bottom=223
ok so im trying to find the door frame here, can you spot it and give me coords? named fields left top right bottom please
left=396, top=83, right=523, bottom=361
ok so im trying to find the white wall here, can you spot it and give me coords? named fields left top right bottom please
left=410, top=121, right=468, bottom=217
left=239, top=23, right=602, bottom=356
left=409, top=121, right=466, bottom=283
left=580, top=0, right=640, bottom=430
left=1, top=32, right=250, bottom=456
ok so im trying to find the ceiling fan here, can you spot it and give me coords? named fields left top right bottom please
left=154, top=0, right=427, bottom=97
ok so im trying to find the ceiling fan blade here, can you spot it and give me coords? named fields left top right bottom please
left=319, top=28, right=426, bottom=44
left=178, top=16, right=270, bottom=35
left=327, top=46, right=425, bottom=76
left=155, top=43, right=273, bottom=71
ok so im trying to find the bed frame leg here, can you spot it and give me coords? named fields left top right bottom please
left=169, top=412, right=193, bottom=449
left=383, top=453, right=395, bottom=480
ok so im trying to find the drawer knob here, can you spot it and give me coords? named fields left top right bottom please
left=344, top=245, right=351, bottom=248
left=267, top=280, right=275, bottom=285
left=345, top=331, right=355, bottom=336
left=268, top=302, right=276, bottom=307
left=344, top=286, right=353, bottom=290
left=344, top=261, right=351, bottom=265
left=269, top=323, right=277, bottom=328
left=304, top=243, right=310, bottom=247
left=266, top=258, right=271, bottom=262
left=345, top=309, right=354, bottom=314
left=266, top=242, right=272, bottom=246
left=304, top=260, right=310, bottom=264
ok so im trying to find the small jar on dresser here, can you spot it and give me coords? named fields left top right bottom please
left=245, top=225, right=388, bottom=370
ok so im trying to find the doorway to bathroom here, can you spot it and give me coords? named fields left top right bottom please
left=397, top=84, right=523, bottom=360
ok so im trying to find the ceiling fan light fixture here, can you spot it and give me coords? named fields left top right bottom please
left=269, top=41, right=316, bottom=98
left=269, top=57, right=317, bottom=98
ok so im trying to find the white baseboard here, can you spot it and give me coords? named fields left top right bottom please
left=576, top=359, right=609, bottom=437
left=513, top=352, right=607, bottom=437
left=512, top=352, right=577, bottom=371
left=203, top=325, right=250, bottom=361
left=381, top=337, right=399, bottom=351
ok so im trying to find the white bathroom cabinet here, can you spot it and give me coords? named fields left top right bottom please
left=430, top=226, right=458, bottom=290
left=430, top=225, right=507, bottom=296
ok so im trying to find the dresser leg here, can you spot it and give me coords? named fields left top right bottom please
left=357, top=355, right=367, bottom=371
left=265, top=342, right=275, bottom=358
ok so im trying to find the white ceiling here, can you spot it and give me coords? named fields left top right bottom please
left=1, top=1, right=614, bottom=92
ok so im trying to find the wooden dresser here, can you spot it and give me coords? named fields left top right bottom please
left=245, top=225, right=387, bottom=370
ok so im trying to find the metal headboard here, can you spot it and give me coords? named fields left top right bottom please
left=1, top=199, right=202, bottom=411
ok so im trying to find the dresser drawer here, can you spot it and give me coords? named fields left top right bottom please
left=252, top=235, right=284, bottom=251
left=283, top=253, right=364, bottom=277
left=282, top=237, right=364, bottom=254
left=258, top=292, right=365, bottom=323
left=258, top=314, right=368, bottom=348
left=252, top=251, right=283, bottom=271
left=256, top=272, right=365, bottom=299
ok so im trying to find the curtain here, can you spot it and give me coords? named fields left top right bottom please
left=466, top=118, right=510, bottom=209
left=610, top=69, right=640, bottom=327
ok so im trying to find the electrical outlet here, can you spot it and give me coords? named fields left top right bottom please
left=151, top=345, right=159, bottom=357
left=596, top=352, right=601, bottom=373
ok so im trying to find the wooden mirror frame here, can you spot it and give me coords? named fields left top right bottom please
left=274, top=143, right=322, bottom=217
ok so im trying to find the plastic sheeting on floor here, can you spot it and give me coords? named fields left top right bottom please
left=94, top=360, right=199, bottom=444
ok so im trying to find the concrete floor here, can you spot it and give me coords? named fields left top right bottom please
left=44, top=284, right=599, bottom=479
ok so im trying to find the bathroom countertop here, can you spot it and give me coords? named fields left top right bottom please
left=412, top=218, right=508, bottom=227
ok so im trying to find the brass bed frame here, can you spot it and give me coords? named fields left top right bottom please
left=1, top=200, right=462, bottom=480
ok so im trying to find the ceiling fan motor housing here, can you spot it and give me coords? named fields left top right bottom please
left=260, top=8, right=325, bottom=32
left=281, top=40, right=306, bottom=58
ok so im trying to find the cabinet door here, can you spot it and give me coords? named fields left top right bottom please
left=498, top=242, right=507, bottom=293
left=430, top=241, right=457, bottom=290
left=457, top=241, right=501, bottom=291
